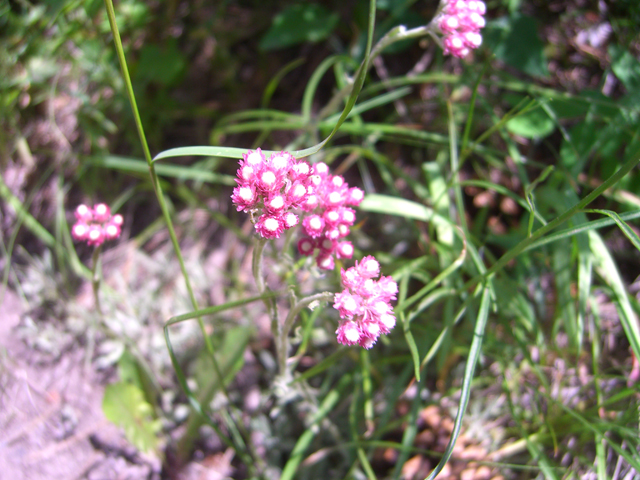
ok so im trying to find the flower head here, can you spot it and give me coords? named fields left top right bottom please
left=232, top=149, right=314, bottom=239
left=297, top=168, right=363, bottom=270
left=233, top=149, right=367, bottom=272
left=71, top=204, right=123, bottom=247
left=438, top=0, right=486, bottom=58
left=333, top=258, right=397, bottom=349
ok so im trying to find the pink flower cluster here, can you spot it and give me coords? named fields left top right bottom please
left=71, top=203, right=123, bottom=246
left=297, top=162, right=364, bottom=270
left=232, top=150, right=365, bottom=270
left=232, top=149, right=314, bottom=239
left=438, top=0, right=486, bottom=58
left=333, top=256, right=398, bottom=349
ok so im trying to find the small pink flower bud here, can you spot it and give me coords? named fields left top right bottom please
left=298, top=237, right=316, bottom=256
left=87, top=225, right=105, bottom=246
left=303, top=215, right=325, bottom=238
left=319, top=237, right=337, bottom=254
left=232, top=185, right=258, bottom=211
left=104, top=223, right=121, bottom=240
left=283, top=212, right=299, bottom=229
left=75, top=204, right=93, bottom=222
left=313, top=162, right=330, bottom=176
left=323, top=209, right=341, bottom=226
left=336, top=241, right=354, bottom=259
left=72, top=222, right=89, bottom=240
left=336, top=321, right=361, bottom=346
left=347, top=187, right=364, bottom=206
left=264, top=193, right=287, bottom=214
left=256, top=214, right=284, bottom=239
left=244, top=149, right=265, bottom=166
left=257, top=169, right=280, bottom=193
left=357, top=256, right=380, bottom=279
left=317, top=254, right=335, bottom=270
left=93, top=203, right=111, bottom=223
left=269, top=152, right=292, bottom=171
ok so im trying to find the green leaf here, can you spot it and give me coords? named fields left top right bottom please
left=484, top=14, right=549, bottom=78
left=610, top=44, right=640, bottom=92
left=135, top=41, right=186, bottom=87
left=102, top=382, right=161, bottom=454
left=259, top=4, right=340, bottom=51
left=588, top=209, right=640, bottom=253
left=589, top=231, right=640, bottom=366
left=506, top=106, right=555, bottom=138
left=426, top=285, right=491, bottom=479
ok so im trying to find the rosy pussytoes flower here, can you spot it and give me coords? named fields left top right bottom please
left=296, top=162, right=364, bottom=270
left=233, top=149, right=365, bottom=271
left=333, top=256, right=398, bottom=349
left=438, top=0, right=486, bottom=58
left=232, top=149, right=315, bottom=239
left=71, top=203, right=123, bottom=246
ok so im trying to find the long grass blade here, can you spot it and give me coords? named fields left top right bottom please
left=425, top=284, right=491, bottom=480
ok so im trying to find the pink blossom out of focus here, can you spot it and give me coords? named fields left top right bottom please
left=71, top=204, right=123, bottom=247
left=438, top=0, right=486, bottom=58
left=334, top=256, right=398, bottom=349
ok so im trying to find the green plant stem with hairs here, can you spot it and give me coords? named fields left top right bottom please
left=252, top=236, right=334, bottom=379
left=85, top=244, right=103, bottom=371
left=102, top=0, right=259, bottom=471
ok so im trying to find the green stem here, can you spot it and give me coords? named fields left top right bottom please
left=103, top=0, right=254, bottom=470
left=279, top=291, right=334, bottom=375
left=251, top=237, right=284, bottom=372
left=90, top=245, right=103, bottom=314
left=86, top=244, right=103, bottom=371
left=318, top=3, right=440, bottom=123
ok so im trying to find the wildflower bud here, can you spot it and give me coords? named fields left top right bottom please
left=75, top=204, right=93, bottom=222
left=232, top=185, right=258, bottom=212
left=104, top=223, right=121, bottom=240
left=319, top=237, right=337, bottom=254
left=111, top=214, right=124, bottom=226
left=87, top=225, right=105, bottom=246
left=244, top=149, right=265, bottom=166
left=72, top=222, right=89, bottom=240
left=238, top=164, right=257, bottom=183
left=290, top=161, right=311, bottom=180
left=336, top=321, right=361, bottom=346
left=346, top=188, right=364, bottom=206
left=313, top=162, right=330, bottom=176
left=317, top=254, right=335, bottom=270
left=439, top=0, right=486, bottom=57
left=357, top=256, right=380, bottom=279
left=334, top=290, right=360, bottom=318
left=283, top=212, right=299, bottom=229
left=256, top=214, right=284, bottom=239
left=302, top=194, right=319, bottom=211
left=269, top=152, right=292, bottom=171
left=339, top=208, right=356, bottom=225
left=323, top=209, right=341, bottom=226
left=298, top=237, right=316, bottom=256
left=258, top=169, right=280, bottom=193
left=336, top=241, right=354, bottom=259
left=264, top=193, right=287, bottom=214
left=287, top=182, right=308, bottom=206
left=93, top=203, right=111, bottom=223
left=303, top=215, right=325, bottom=238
